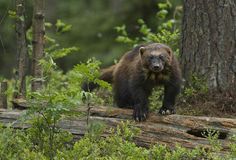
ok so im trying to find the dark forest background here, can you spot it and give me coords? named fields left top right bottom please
left=0, top=0, right=182, bottom=77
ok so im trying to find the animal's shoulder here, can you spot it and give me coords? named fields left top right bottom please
left=123, top=44, right=149, bottom=60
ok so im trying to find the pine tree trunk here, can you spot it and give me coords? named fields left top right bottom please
left=31, top=0, right=45, bottom=92
left=0, top=82, right=8, bottom=109
left=181, top=0, right=236, bottom=95
left=16, top=0, right=28, bottom=98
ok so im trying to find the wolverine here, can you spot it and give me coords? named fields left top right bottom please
left=83, top=43, right=182, bottom=121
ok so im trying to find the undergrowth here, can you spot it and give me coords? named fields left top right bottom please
left=0, top=122, right=236, bottom=160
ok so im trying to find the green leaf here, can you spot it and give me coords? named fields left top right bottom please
left=156, top=9, right=168, bottom=19
left=137, top=19, right=145, bottom=24
left=158, top=3, right=168, bottom=9
left=56, top=19, right=72, bottom=33
left=19, top=16, right=24, bottom=22
left=50, top=47, right=79, bottom=59
left=45, top=22, right=52, bottom=28
left=8, top=10, right=16, bottom=19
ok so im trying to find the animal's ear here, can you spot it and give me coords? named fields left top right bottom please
left=165, top=46, right=173, bottom=56
left=139, top=47, right=145, bottom=56
left=164, top=46, right=173, bottom=65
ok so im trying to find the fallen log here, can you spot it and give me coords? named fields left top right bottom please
left=0, top=106, right=235, bottom=153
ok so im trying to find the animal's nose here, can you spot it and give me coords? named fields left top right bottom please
left=153, top=64, right=160, bottom=70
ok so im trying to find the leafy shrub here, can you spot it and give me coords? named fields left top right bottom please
left=0, top=122, right=235, bottom=159
left=0, top=125, right=30, bottom=159
left=24, top=53, right=110, bottom=159
left=182, top=73, right=208, bottom=99
left=0, top=124, right=47, bottom=160
left=56, top=121, right=148, bottom=160
left=115, top=0, right=182, bottom=54
left=55, top=122, right=236, bottom=160
left=21, top=20, right=110, bottom=159
left=229, top=135, right=236, bottom=158
left=149, top=87, right=164, bottom=111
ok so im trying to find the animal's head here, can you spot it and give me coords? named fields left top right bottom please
left=139, top=43, right=173, bottom=73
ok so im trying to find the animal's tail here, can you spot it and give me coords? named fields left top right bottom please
left=82, top=64, right=116, bottom=91
left=100, top=64, right=116, bottom=83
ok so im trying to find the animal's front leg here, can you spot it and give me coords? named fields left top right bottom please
left=131, top=87, right=149, bottom=121
left=159, top=81, right=180, bottom=115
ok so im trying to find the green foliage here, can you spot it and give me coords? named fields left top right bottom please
left=115, top=24, right=139, bottom=44
left=24, top=56, right=109, bottom=159
left=25, top=72, right=77, bottom=158
left=0, top=124, right=47, bottom=160
left=0, top=0, right=184, bottom=77
left=57, top=121, right=146, bottom=160
left=68, top=58, right=111, bottom=108
left=18, top=149, right=47, bottom=160
left=0, top=54, right=111, bottom=159
left=0, top=122, right=236, bottom=159
left=0, top=125, right=30, bottom=159
left=55, top=122, right=236, bottom=160
left=55, top=19, right=72, bottom=34
left=115, top=0, right=182, bottom=55
left=181, top=74, right=208, bottom=103
left=1, top=18, right=111, bottom=158
left=149, top=87, right=164, bottom=111
left=112, top=120, right=140, bottom=141
left=20, top=20, right=109, bottom=159
left=8, top=10, right=16, bottom=19
left=175, top=73, right=209, bottom=116
left=0, top=78, right=17, bottom=109
left=26, top=117, right=72, bottom=158
left=164, top=144, right=205, bottom=160
left=202, top=129, right=223, bottom=159
left=149, top=144, right=170, bottom=159
left=229, top=135, right=236, bottom=158
left=72, top=58, right=111, bottom=91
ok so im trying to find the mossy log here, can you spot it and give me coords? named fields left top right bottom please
left=0, top=106, right=235, bottom=153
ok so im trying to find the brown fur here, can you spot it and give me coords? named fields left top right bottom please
left=83, top=43, right=182, bottom=121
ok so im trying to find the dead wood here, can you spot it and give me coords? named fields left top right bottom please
left=0, top=106, right=235, bottom=153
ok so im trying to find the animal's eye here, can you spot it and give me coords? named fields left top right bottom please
left=149, top=55, right=154, bottom=60
left=159, top=54, right=165, bottom=60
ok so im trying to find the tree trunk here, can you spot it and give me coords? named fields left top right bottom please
left=0, top=106, right=235, bottom=154
left=31, top=0, right=45, bottom=92
left=0, top=82, right=8, bottom=109
left=16, top=0, right=28, bottom=98
left=181, top=0, right=236, bottom=95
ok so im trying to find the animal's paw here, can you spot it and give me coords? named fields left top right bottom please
left=158, top=107, right=175, bottom=115
left=133, top=105, right=148, bottom=122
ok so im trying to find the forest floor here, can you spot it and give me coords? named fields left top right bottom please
left=96, top=90, right=236, bottom=118
left=176, top=92, right=236, bottom=118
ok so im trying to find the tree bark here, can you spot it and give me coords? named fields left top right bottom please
left=0, top=82, right=8, bottom=109
left=16, top=0, right=28, bottom=98
left=181, top=0, right=236, bottom=95
left=0, top=106, right=235, bottom=154
left=31, top=0, right=45, bottom=92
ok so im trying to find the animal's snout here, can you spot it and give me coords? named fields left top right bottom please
left=153, top=64, right=161, bottom=70
left=151, top=63, right=163, bottom=72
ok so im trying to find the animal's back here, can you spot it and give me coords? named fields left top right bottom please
left=112, top=45, right=144, bottom=107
